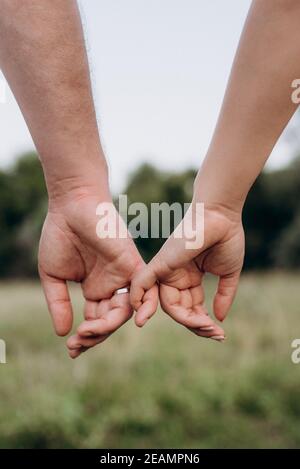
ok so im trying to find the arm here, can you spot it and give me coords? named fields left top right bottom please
left=0, top=0, right=107, bottom=202
left=0, top=0, right=157, bottom=357
left=131, top=0, right=300, bottom=336
left=195, top=0, right=300, bottom=210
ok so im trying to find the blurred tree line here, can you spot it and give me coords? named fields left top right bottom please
left=0, top=151, right=300, bottom=277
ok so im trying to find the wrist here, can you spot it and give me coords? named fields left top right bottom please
left=46, top=161, right=110, bottom=211
left=193, top=167, right=246, bottom=217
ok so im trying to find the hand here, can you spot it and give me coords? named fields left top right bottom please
left=130, top=200, right=245, bottom=341
left=38, top=189, right=158, bottom=358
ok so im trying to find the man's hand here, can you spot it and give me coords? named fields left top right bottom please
left=0, top=0, right=160, bottom=357
left=130, top=201, right=244, bottom=340
left=38, top=189, right=158, bottom=358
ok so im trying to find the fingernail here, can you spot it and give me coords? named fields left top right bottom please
left=200, top=326, right=214, bottom=331
left=210, top=335, right=225, bottom=342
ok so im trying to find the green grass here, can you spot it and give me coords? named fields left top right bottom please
left=0, top=273, right=300, bottom=448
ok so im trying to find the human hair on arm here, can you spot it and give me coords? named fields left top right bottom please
left=0, top=0, right=159, bottom=357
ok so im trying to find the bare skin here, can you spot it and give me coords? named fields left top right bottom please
left=130, top=0, right=300, bottom=336
left=0, top=0, right=222, bottom=357
left=2, top=0, right=300, bottom=355
left=0, top=0, right=161, bottom=358
left=39, top=193, right=145, bottom=358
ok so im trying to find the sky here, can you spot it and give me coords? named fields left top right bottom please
left=0, top=0, right=296, bottom=192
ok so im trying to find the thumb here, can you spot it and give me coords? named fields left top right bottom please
left=130, top=261, right=161, bottom=327
left=39, top=271, right=73, bottom=336
left=213, top=271, right=240, bottom=322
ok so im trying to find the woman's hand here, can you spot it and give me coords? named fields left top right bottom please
left=130, top=200, right=245, bottom=341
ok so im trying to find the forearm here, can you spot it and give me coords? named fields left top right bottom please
left=0, top=0, right=108, bottom=205
left=194, top=0, right=300, bottom=212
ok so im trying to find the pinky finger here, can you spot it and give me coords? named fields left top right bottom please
left=189, top=323, right=226, bottom=341
left=134, top=284, right=159, bottom=327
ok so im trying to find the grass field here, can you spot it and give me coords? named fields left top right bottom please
left=0, top=273, right=300, bottom=448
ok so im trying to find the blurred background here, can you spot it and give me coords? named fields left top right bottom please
left=0, top=0, right=300, bottom=449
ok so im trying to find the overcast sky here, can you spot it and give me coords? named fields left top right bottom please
left=0, top=0, right=296, bottom=192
